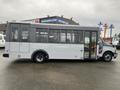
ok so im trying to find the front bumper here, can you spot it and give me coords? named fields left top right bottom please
left=113, top=53, right=118, bottom=59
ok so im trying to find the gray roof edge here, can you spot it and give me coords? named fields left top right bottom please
left=7, top=22, right=99, bottom=30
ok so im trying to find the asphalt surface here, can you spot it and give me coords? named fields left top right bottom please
left=0, top=49, right=120, bottom=90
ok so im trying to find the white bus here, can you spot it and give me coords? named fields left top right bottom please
left=3, top=22, right=117, bottom=62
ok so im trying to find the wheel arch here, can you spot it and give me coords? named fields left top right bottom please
left=103, top=51, right=114, bottom=57
left=31, top=49, right=49, bottom=60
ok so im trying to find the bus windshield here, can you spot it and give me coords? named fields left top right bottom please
left=100, top=38, right=112, bottom=46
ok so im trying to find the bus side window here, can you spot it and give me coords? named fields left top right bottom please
left=73, top=31, right=84, bottom=44
left=60, top=30, right=66, bottom=43
left=48, top=30, right=60, bottom=43
left=11, top=27, right=19, bottom=42
left=36, top=28, right=48, bottom=43
left=21, top=27, right=29, bottom=42
left=66, top=31, right=72, bottom=43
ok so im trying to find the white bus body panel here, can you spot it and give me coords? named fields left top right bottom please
left=9, top=42, right=19, bottom=52
left=30, top=43, right=84, bottom=59
left=5, top=42, right=30, bottom=59
left=6, top=42, right=84, bottom=60
left=19, top=43, right=30, bottom=53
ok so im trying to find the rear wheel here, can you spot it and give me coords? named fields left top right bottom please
left=103, top=52, right=112, bottom=62
left=33, top=52, right=45, bottom=63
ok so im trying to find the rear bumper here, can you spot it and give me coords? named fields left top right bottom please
left=113, top=53, right=118, bottom=59
left=3, top=53, right=9, bottom=58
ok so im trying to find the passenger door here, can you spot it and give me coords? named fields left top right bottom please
left=84, top=32, right=97, bottom=59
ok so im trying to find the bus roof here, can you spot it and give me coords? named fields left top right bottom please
left=8, top=22, right=99, bottom=31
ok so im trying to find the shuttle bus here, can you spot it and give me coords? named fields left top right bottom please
left=3, top=22, right=117, bottom=62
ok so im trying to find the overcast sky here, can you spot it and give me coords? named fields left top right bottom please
left=0, top=0, right=119, bottom=35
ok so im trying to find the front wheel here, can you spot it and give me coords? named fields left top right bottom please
left=103, top=52, right=112, bottom=62
left=33, top=53, right=45, bottom=63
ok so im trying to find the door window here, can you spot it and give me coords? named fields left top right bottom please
left=84, top=31, right=97, bottom=59
left=91, top=32, right=97, bottom=58
left=84, top=32, right=90, bottom=58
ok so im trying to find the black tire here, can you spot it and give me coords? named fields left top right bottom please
left=103, top=52, right=112, bottom=62
left=33, top=52, right=45, bottom=63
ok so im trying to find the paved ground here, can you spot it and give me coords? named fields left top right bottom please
left=0, top=49, right=120, bottom=90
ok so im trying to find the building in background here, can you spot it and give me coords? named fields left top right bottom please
left=22, top=16, right=79, bottom=25
left=0, top=16, right=79, bottom=34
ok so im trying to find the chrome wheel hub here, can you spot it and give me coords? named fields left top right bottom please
left=105, top=54, right=111, bottom=61
left=36, top=55, right=44, bottom=62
